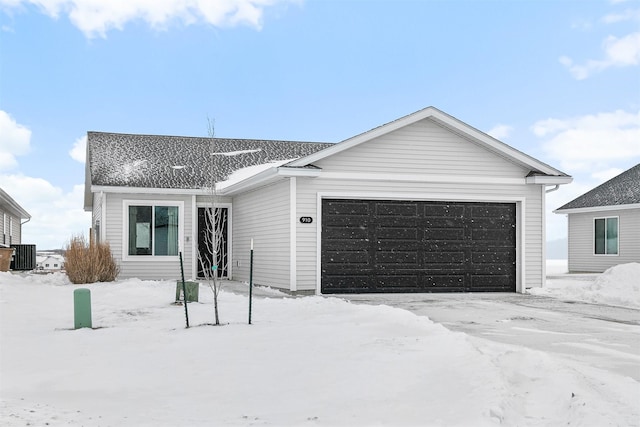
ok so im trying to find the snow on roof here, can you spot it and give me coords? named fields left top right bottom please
left=87, top=132, right=333, bottom=189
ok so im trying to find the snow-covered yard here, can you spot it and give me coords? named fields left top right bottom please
left=1, top=263, right=639, bottom=426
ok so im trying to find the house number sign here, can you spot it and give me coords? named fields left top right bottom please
left=299, top=217, right=313, bottom=224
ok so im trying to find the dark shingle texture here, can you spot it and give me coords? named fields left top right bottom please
left=557, top=163, right=640, bottom=210
left=88, top=132, right=333, bottom=189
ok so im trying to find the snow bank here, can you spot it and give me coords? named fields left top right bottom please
left=532, top=263, right=640, bottom=309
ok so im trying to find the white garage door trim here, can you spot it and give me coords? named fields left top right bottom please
left=315, top=191, right=526, bottom=294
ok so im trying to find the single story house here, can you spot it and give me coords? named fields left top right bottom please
left=84, top=107, right=571, bottom=294
left=0, top=188, right=31, bottom=247
left=36, top=254, right=65, bottom=271
left=554, top=163, right=639, bottom=273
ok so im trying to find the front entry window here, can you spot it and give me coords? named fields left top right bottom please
left=128, top=205, right=179, bottom=256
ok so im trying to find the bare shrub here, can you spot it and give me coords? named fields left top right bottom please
left=65, top=235, right=119, bottom=284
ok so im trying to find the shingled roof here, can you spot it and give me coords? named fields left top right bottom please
left=87, top=132, right=333, bottom=189
left=556, top=163, right=640, bottom=211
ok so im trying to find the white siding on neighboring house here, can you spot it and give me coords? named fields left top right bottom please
left=567, top=208, right=640, bottom=272
left=1, top=212, right=21, bottom=246
left=232, top=180, right=291, bottom=289
left=104, top=193, right=194, bottom=280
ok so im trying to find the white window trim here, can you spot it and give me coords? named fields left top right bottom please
left=122, top=200, right=184, bottom=262
left=593, top=216, right=619, bottom=256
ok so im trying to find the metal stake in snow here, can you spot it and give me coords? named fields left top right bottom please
left=179, top=251, right=190, bottom=328
left=249, top=239, right=254, bottom=325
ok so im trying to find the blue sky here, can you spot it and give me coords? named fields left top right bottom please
left=1, top=0, right=638, bottom=250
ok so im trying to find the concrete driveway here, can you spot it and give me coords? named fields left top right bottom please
left=340, top=292, right=640, bottom=381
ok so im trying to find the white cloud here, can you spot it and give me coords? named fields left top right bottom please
left=0, top=110, right=31, bottom=171
left=487, top=124, right=513, bottom=140
left=1, top=0, right=299, bottom=38
left=560, top=32, right=640, bottom=79
left=602, top=8, right=640, bottom=24
left=69, top=135, right=86, bottom=163
left=0, top=173, right=90, bottom=249
left=533, top=109, right=640, bottom=172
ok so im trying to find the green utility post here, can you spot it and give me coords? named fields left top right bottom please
left=74, top=288, right=92, bottom=329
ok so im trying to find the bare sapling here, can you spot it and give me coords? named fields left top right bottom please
left=197, top=118, right=227, bottom=325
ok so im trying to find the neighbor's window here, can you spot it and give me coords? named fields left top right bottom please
left=128, top=205, right=179, bottom=256
left=594, top=217, right=618, bottom=255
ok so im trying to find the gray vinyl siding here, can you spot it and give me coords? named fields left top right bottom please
left=231, top=180, right=290, bottom=288
left=92, top=192, right=103, bottom=243
left=294, top=118, right=545, bottom=291
left=567, top=208, right=640, bottom=272
left=319, top=119, right=527, bottom=177
left=104, top=193, right=194, bottom=280
left=0, top=211, right=21, bottom=245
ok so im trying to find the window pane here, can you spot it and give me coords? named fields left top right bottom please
left=154, top=206, right=179, bottom=256
left=606, top=217, right=618, bottom=255
left=129, top=206, right=152, bottom=255
left=594, top=218, right=605, bottom=254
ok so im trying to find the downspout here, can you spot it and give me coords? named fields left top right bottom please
left=542, top=184, right=559, bottom=288
left=21, top=218, right=31, bottom=226
left=545, top=185, right=559, bottom=193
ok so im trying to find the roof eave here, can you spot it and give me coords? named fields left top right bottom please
left=554, top=203, right=640, bottom=214
left=219, top=166, right=323, bottom=196
left=525, top=175, right=573, bottom=185
left=0, top=189, right=31, bottom=219
left=287, top=106, right=568, bottom=177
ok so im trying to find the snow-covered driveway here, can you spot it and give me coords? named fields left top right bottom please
left=341, top=292, right=640, bottom=381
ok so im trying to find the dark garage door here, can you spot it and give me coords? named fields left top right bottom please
left=321, top=199, right=516, bottom=293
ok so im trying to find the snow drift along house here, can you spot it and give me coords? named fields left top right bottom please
left=555, top=164, right=639, bottom=273
left=84, top=107, right=571, bottom=294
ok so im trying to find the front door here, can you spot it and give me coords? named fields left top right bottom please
left=197, top=207, right=228, bottom=278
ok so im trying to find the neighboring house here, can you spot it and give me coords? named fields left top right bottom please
left=0, top=188, right=31, bottom=247
left=36, top=254, right=65, bottom=271
left=84, top=107, right=571, bottom=294
left=555, top=164, right=640, bottom=273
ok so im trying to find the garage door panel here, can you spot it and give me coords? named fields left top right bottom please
left=322, top=275, right=371, bottom=293
left=422, top=275, right=465, bottom=290
left=423, top=251, right=466, bottom=264
left=423, top=227, right=465, bottom=240
left=377, top=226, right=419, bottom=240
left=423, top=204, right=464, bottom=217
left=471, top=228, right=514, bottom=242
left=470, top=274, right=514, bottom=291
left=375, top=275, right=419, bottom=291
left=376, top=203, right=418, bottom=217
left=324, top=250, right=370, bottom=264
left=323, top=225, right=369, bottom=240
left=322, top=199, right=515, bottom=293
left=471, top=249, right=514, bottom=264
left=324, top=201, right=370, bottom=216
left=376, top=250, right=418, bottom=266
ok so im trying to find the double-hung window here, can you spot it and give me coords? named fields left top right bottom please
left=126, top=202, right=181, bottom=257
left=594, top=217, right=618, bottom=255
